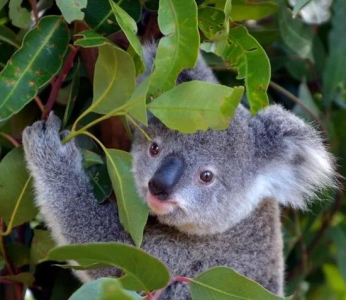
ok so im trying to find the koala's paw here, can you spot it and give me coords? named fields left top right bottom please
left=22, top=112, right=80, bottom=171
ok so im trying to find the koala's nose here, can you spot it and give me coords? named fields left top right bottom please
left=148, top=156, right=184, bottom=200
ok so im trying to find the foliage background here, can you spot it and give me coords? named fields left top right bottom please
left=0, top=0, right=345, bottom=299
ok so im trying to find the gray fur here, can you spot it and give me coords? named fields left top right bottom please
left=22, top=44, right=335, bottom=299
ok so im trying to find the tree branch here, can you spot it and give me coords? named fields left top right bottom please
left=42, top=45, right=79, bottom=119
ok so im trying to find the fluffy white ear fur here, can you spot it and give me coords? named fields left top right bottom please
left=247, top=140, right=336, bottom=209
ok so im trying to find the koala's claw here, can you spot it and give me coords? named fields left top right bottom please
left=22, top=113, right=79, bottom=170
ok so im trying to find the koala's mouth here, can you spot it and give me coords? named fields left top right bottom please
left=146, top=193, right=177, bottom=216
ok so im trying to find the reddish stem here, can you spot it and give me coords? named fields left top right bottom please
left=29, top=0, right=39, bottom=25
left=144, top=277, right=191, bottom=300
left=0, top=133, right=20, bottom=147
left=42, top=45, right=79, bottom=119
left=173, top=276, right=192, bottom=283
left=34, top=96, right=45, bottom=113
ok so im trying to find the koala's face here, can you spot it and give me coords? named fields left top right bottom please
left=131, top=115, right=255, bottom=235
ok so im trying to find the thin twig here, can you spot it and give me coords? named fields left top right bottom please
left=34, top=96, right=45, bottom=113
left=0, top=133, right=20, bottom=147
left=42, top=45, right=79, bottom=119
left=144, top=277, right=191, bottom=300
left=29, top=0, right=39, bottom=25
left=269, top=81, right=327, bottom=135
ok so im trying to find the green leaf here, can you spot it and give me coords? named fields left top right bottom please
left=69, top=278, right=142, bottom=300
left=0, top=25, right=20, bottom=48
left=147, top=81, right=244, bottom=133
left=292, top=0, right=311, bottom=16
left=198, top=7, right=228, bottom=55
left=74, top=31, right=112, bottom=48
left=322, top=0, right=346, bottom=107
left=108, top=0, right=145, bottom=75
left=230, top=0, right=278, bottom=21
left=126, top=77, right=149, bottom=126
left=84, top=0, right=141, bottom=36
left=249, top=29, right=279, bottom=47
left=293, top=81, right=320, bottom=121
left=9, top=0, right=31, bottom=29
left=0, top=42, right=16, bottom=70
left=222, top=25, right=270, bottom=114
left=43, top=243, right=170, bottom=291
left=0, top=147, right=37, bottom=228
left=0, top=16, right=70, bottom=122
left=105, top=150, right=148, bottom=247
left=5, top=243, right=30, bottom=268
left=30, top=229, right=56, bottom=265
left=92, top=44, right=136, bottom=115
left=63, top=58, right=80, bottom=127
left=87, top=164, right=112, bottom=203
left=323, top=264, right=346, bottom=296
left=1, top=272, right=35, bottom=286
left=83, top=149, right=104, bottom=168
left=190, top=266, right=290, bottom=300
left=329, top=226, right=346, bottom=283
left=148, top=0, right=200, bottom=96
left=0, top=0, right=8, bottom=10
left=278, top=3, right=314, bottom=60
left=56, top=0, right=87, bottom=23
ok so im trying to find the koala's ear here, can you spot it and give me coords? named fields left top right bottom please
left=248, top=105, right=336, bottom=209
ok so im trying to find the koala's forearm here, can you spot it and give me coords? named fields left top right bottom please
left=33, top=170, right=130, bottom=245
left=22, top=115, right=132, bottom=247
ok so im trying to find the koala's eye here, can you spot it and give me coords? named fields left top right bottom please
left=149, top=142, right=160, bottom=156
left=200, top=171, right=214, bottom=183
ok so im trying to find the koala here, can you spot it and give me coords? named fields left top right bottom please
left=22, top=44, right=335, bottom=299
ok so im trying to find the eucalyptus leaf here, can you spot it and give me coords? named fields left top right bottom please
left=84, top=0, right=141, bottom=36
left=69, top=278, right=142, bottom=300
left=0, top=147, right=37, bottom=228
left=91, top=44, right=136, bottom=115
left=231, top=0, right=278, bottom=21
left=126, top=77, right=149, bottom=126
left=198, top=7, right=228, bottom=55
left=43, top=243, right=170, bottom=291
left=222, top=25, right=270, bottom=114
left=0, top=0, right=8, bottom=10
left=5, top=243, right=30, bottom=268
left=190, top=267, right=291, bottom=300
left=56, top=0, right=87, bottom=23
left=0, top=16, right=70, bottom=122
left=87, top=163, right=112, bottom=203
left=293, top=81, right=320, bottom=121
left=0, top=42, right=15, bottom=70
left=105, top=150, right=148, bottom=247
left=278, top=3, right=314, bottom=60
left=148, top=0, right=200, bottom=96
left=147, top=81, right=244, bottom=133
left=108, top=0, right=144, bottom=75
left=0, top=25, right=20, bottom=48
left=9, top=0, right=31, bottom=29
left=63, top=58, right=80, bottom=127
left=1, top=272, right=34, bottom=286
left=329, top=226, right=346, bottom=283
left=292, top=0, right=311, bottom=16
left=83, top=149, right=104, bottom=168
left=30, top=229, right=56, bottom=265
left=74, top=30, right=111, bottom=48
left=322, top=0, right=346, bottom=107
left=322, top=264, right=346, bottom=296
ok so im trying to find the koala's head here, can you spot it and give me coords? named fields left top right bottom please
left=131, top=107, right=257, bottom=235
